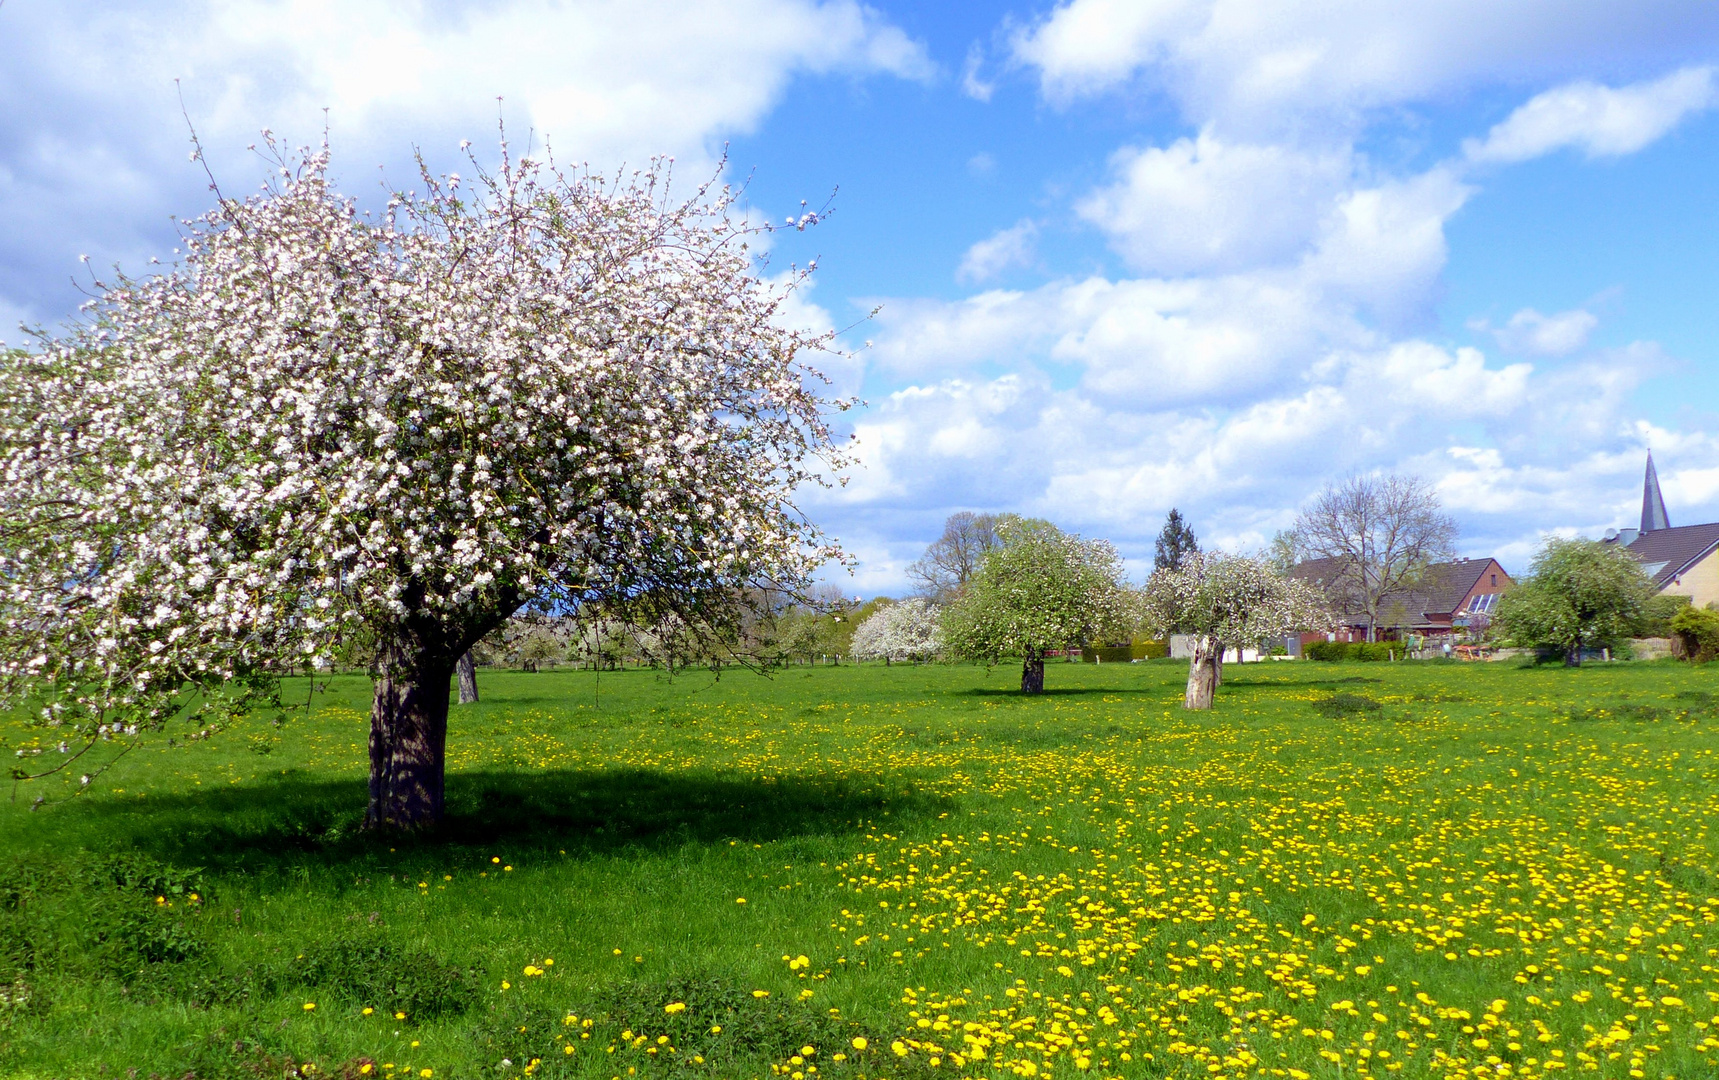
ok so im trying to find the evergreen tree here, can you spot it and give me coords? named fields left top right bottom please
left=1154, top=509, right=1199, bottom=572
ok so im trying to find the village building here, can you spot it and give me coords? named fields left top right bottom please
left=1290, top=555, right=1515, bottom=643
left=1605, top=452, right=1719, bottom=608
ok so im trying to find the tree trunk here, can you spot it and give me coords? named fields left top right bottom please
left=456, top=650, right=479, bottom=705
left=1020, top=649, right=1045, bottom=694
left=1565, top=642, right=1582, bottom=667
left=1184, top=637, right=1218, bottom=710
left=367, top=640, right=453, bottom=830
left=1213, top=643, right=1225, bottom=687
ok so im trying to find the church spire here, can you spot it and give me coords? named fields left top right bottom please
left=1641, top=451, right=1670, bottom=533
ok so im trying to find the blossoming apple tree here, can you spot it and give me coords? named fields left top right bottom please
left=0, top=137, right=847, bottom=827
left=940, top=521, right=1134, bottom=693
left=1144, top=552, right=1328, bottom=710
left=849, top=598, right=942, bottom=663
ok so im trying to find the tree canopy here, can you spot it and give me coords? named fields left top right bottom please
left=849, top=598, right=942, bottom=663
left=908, top=512, right=1005, bottom=603
left=940, top=521, right=1134, bottom=693
left=1290, top=473, right=1456, bottom=641
left=1153, top=508, right=1199, bottom=572
left=1493, top=538, right=1653, bottom=665
left=0, top=138, right=847, bottom=825
left=1144, top=552, right=1327, bottom=709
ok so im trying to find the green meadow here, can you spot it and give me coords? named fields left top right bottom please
left=2, top=659, right=1716, bottom=1080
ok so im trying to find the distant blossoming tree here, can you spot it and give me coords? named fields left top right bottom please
left=1145, top=552, right=1328, bottom=710
left=850, top=598, right=942, bottom=663
left=1493, top=538, right=1652, bottom=666
left=0, top=136, right=847, bottom=827
left=940, top=521, right=1135, bottom=694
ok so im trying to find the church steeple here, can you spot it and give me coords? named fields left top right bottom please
left=1641, top=452, right=1670, bottom=533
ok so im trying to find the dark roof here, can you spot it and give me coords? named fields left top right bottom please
left=1624, top=522, right=1719, bottom=588
left=1286, top=556, right=1345, bottom=586
left=1288, top=556, right=1507, bottom=627
left=1416, top=559, right=1498, bottom=617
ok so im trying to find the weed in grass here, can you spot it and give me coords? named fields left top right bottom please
left=290, top=935, right=480, bottom=1020
left=1311, top=691, right=1384, bottom=718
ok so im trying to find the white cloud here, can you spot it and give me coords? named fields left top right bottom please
left=1473, top=307, right=1599, bottom=356
left=1463, top=66, right=1717, bottom=163
left=1010, top=0, right=1719, bottom=133
left=0, top=0, right=930, bottom=323
left=962, top=44, right=997, bottom=102
left=1076, top=131, right=1352, bottom=275
left=956, top=220, right=1038, bottom=284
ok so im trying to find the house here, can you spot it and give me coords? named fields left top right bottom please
left=1290, top=555, right=1515, bottom=642
left=1604, top=453, right=1719, bottom=608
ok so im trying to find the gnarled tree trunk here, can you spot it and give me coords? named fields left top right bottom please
left=1184, top=636, right=1218, bottom=710
left=367, top=636, right=455, bottom=830
left=1021, top=648, right=1045, bottom=694
left=456, top=650, right=480, bottom=704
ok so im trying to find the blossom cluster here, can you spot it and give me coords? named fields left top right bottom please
left=849, top=598, right=942, bottom=662
left=0, top=135, right=847, bottom=741
left=1143, top=550, right=1330, bottom=649
left=941, top=522, right=1137, bottom=660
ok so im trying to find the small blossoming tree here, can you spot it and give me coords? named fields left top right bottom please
left=940, top=522, right=1134, bottom=693
left=849, top=598, right=942, bottom=663
left=0, top=137, right=847, bottom=827
left=1145, top=552, right=1328, bottom=710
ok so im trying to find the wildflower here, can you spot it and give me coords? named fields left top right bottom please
left=364, top=1008, right=374, bottom=1015
left=851, top=1038, right=868, bottom=1051
left=753, top=990, right=770, bottom=997
left=664, top=1002, right=687, bottom=1014
left=304, top=1002, right=317, bottom=1011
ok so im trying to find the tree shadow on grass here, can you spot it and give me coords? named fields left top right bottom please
left=76, top=767, right=946, bottom=879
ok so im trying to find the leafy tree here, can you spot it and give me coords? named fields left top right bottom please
left=0, top=138, right=844, bottom=827
left=1144, top=552, right=1328, bottom=710
left=850, top=598, right=942, bottom=663
left=1153, top=509, right=1199, bottom=572
left=1492, top=538, right=1653, bottom=666
left=908, top=512, right=1005, bottom=602
left=1292, top=474, right=1456, bottom=641
left=940, top=522, right=1134, bottom=694
left=1669, top=605, right=1719, bottom=663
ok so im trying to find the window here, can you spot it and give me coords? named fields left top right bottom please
left=1490, top=574, right=1497, bottom=586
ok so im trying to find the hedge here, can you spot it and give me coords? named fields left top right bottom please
left=1131, top=638, right=1169, bottom=660
left=1082, top=645, right=1133, bottom=664
left=1305, top=641, right=1404, bottom=662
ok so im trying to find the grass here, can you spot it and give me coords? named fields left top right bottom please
left=1, top=657, right=1717, bottom=1080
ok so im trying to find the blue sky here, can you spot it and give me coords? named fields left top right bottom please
left=5, top=1, right=1719, bottom=593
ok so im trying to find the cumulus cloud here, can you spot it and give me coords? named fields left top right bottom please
left=0, top=0, right=930, bottom=324
left=1011, top=0, right=1719, bottom=132
left=1473, top=307, right=1600, bottom=356
left=956, top=220, right=1038, bottom=284
left=1463, top=66, right=1717, bottom=163
left=1076, top=132, right=1352, bottom=275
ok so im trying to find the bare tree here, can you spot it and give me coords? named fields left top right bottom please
left=908, top=512, right=1005, bottom=601
left=1292, top=474, right=1457, bottom=642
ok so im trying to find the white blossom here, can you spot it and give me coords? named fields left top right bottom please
left=849, top=598, right=942, bottom=662
left=0, top=135, right=850, bottom=768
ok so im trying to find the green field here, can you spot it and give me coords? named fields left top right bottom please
left=2, top=659, right=1717, bottom=1080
